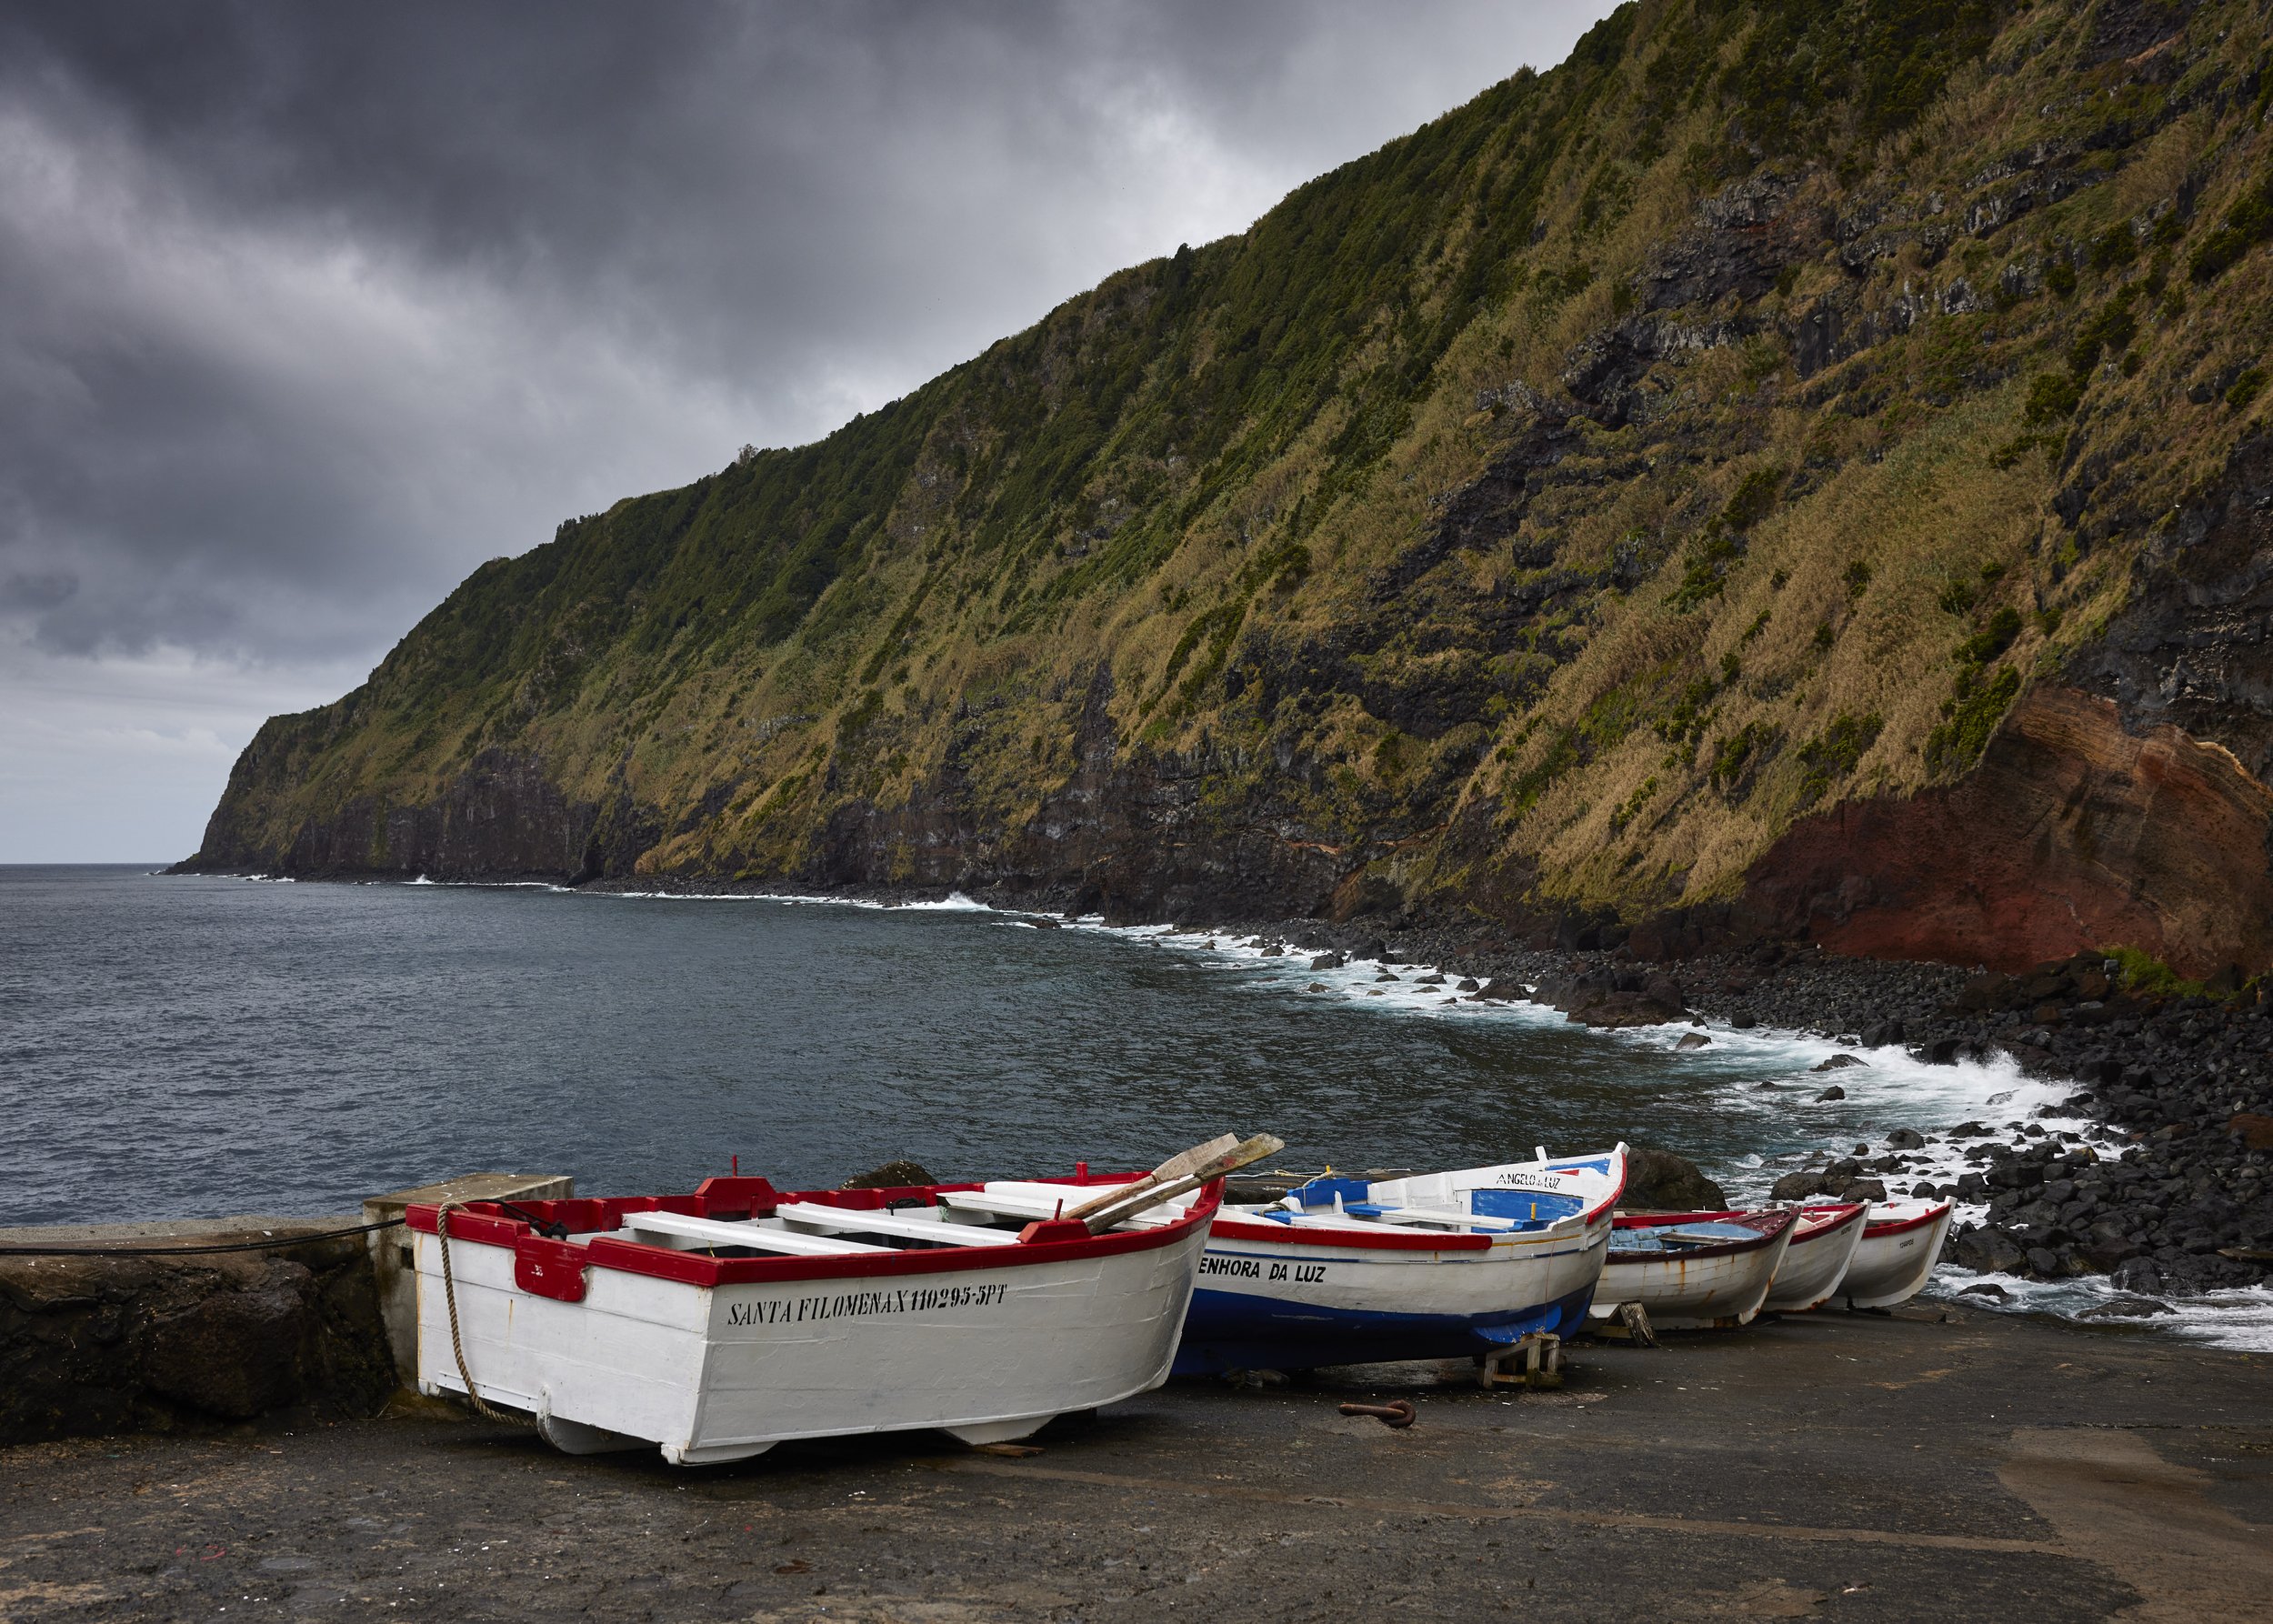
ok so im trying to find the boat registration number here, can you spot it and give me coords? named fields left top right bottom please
left=724, top=1282, right=1010, bottom=1328
left=1201, top=1255, right=1327, bottom=1284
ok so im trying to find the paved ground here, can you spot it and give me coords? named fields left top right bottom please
left=4, top=1305, right=2268, bottom=1622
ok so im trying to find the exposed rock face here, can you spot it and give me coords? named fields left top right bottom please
left=177, top=0, right=2273, bottom=990
left=1742, top=686, right=2273, bottom=979
left=0, top=1234, right=394, bottom=1444
left=1621, top=1148, right=1728, bottom=1213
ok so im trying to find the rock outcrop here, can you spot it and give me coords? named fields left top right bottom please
left=178, top=0, right=2273, bottom=993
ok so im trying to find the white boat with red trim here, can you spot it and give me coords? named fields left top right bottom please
left=1590, top=1207, right=1799, bottom=1329
left=405, top=1166, right=1227, bottom=1465
left=1169, top=1145, right=1627, bottom=1374
left=1819, top=1197, right=1953, bottom=1309
left=1763, top=1200, right=1870, bottom=1312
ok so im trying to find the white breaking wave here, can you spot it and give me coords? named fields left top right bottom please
left=1060, top=914, right=2254, bottom=1348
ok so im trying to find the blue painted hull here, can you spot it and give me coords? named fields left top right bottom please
left=1172, top=1278, right=1599, bottom=1375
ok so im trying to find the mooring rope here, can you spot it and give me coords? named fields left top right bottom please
left=434, top=1201, right=529, bottom=1427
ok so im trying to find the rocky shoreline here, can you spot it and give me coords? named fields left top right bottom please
left=1209, top=913, right=2273, bottom=1305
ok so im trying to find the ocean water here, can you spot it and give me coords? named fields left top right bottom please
left=3, top=865, right=2264, bottom=1349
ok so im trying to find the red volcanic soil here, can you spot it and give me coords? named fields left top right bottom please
left=1744, top=685, right=2273, bottom=979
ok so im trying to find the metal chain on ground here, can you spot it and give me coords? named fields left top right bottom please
left=435, top=1201, right=530, bottom=1426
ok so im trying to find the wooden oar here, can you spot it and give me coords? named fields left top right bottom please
left=1057, top=1133, right=1238, bottom=1226
left=1068, top=1133, right=1287, bottom=1234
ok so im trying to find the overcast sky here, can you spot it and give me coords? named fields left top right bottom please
left=0, top=1, right=1612, bottom=862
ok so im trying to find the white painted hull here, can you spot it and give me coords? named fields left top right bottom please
left=413, top=1195, right=1210, bottom=1464
left=1765, top=1204, right=1870, bottom=1312
left=1175, top=1147, right=1627, bottom=1370
left=1835, top=1200, right=1953, bottom=1309
left=1590, top=1219, right=1796, bottom=1329
left=1181, top=1216, right=1610, bottom=1369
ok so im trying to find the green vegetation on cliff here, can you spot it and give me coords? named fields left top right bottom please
left=191, top=0, right=2273, bottom=941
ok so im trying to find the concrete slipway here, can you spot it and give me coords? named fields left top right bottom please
left=3, top=1301, right=2268, bottom=1622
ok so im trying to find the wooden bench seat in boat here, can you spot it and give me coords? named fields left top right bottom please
left=769, top=1201, right=1024, bottom=1248
left=621, top=1211, right=894, bottom=1257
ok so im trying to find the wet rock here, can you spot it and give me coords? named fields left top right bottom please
left=2080, top=1296, right=2175, bottom=1319
left=1354, top=937, right=1388, bottom=963
left=1958, top=1281, right=2010, bottom=1299
left=1309, top=952, right=1345, bottom=971
left=1840, top=1178, right=1890, bottom=1204
left=2109, top=1257, right=2163, bottom=1296
left=1730, top=1011, right=1758, bottom=1029
left=1473, top=977, right=1525, bottom=1000
left=841, top=1159, right=936, bottom=1189
left=1886, top=1128, right=1928, bottom=1150
left=1414, top=972, right=1446, bottom=986
left=1859, top=1019, right=1906, bottom=1048
left=1674, top=1032, right=1711, bottom=1051
left=1954, top=1228, right=2027, bottom=1274
left=1812, top=1054, right=1864, bottom=1071
left=1029, top=917, right=1062, bottom=929
left=1815, top=1085, right=1847, bottom=1101
left=1770, top=1171, right=1837, bottom=1201
left=1623, top=1148, right=1729, bottom=1211
left=1307, top=982, right=1328, bottom=992
left=1456, top=977, right=1480, bottom=992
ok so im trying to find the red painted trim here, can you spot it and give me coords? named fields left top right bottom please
left=1207, top=1215, right=1493, bottom=1252
left=406, top=1178, right=1222, bottom=1289
left=1857, top=1201, right=1951, bottom=1239
left=513, top=1236, right=591, bottom=1301
left=1790, top=1203, right=1867, bottom=1244
left=1605, top=1205, right=1797, bottom=1263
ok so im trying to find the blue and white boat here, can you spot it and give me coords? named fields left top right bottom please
left=1169, top=1145, right=1627, bottom=1374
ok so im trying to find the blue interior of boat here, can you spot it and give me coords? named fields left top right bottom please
left=1287, top=1176, right=1371, bottom=1208
left=1607, top=1219, right=1758, bottom=1251
left=1468, top=1188, right=1584, bottom=1226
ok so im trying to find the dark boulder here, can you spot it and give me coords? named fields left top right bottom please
left=1674, top=1032, right=1711, bottom=1051
left=841, top=1159, right=936, bottom=1189
left=1812, top=1054, right=1864, bottom=1071
left=1954, top=1227, right=2027, bottom=1274
left=2110, top=1258, right=2164, bottom=1295
left=1771, top=1171, right=1836, bottom=1201
left=1622, top=1148, right=1728, bottom=1212
left=1886, top=1128, right=1928, bottom=1150
left=1816, top=1085, right=1847, bottom=1101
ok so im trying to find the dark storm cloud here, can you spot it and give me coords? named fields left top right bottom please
left=0, top=0, right=1610, bottom=857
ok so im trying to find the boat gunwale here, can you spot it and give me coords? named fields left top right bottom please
left=404, top=1174, right=1223, bottom=1288
left=1207, top=1150, right=1626, bottom=1252
left=1789, top=1202, right=1869, bottom=1243
left=1603, top=1205, right=1799, bottom=1264
left=1842, top=1199, right=1953, bottom=1239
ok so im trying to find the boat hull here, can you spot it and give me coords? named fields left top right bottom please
left=1834, top=1200, right=1953, bottom=1309
left=1589, top=1212, right=1797, bottom=1329
left=1174, top=1220, right=1610, bottom=1373
left=1764, top=1203, right=1869, bottom=1312
left=412, top=1197, right=1210, bottom=1464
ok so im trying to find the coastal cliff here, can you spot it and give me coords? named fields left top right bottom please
left=185, top=0, right=2273, bottom=979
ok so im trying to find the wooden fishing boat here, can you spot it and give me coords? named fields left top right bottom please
left=1764, top=1200, right=1870, bottom=1312
left=1589, top=1207, right=1799, bottom=1329
left=405, top=1136, right=1275, bottom=1465
left=1820, top=1197, right=1953, bottom=1309
left=1168, top=1145, right=1628, bottom=1373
